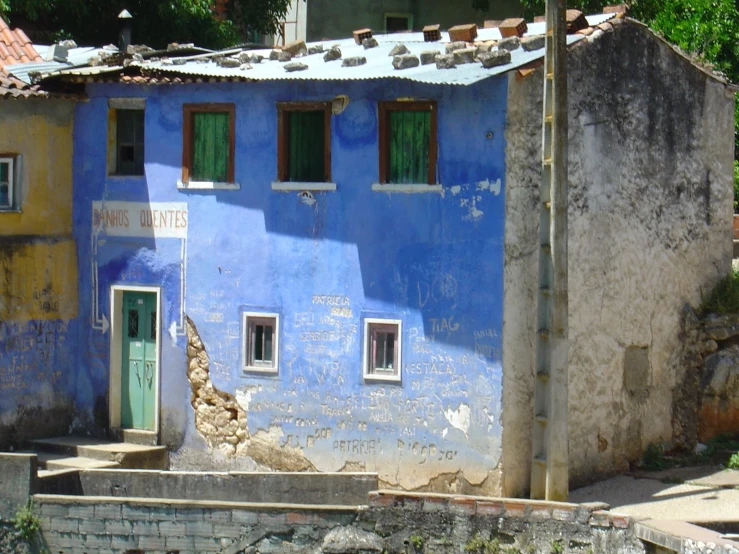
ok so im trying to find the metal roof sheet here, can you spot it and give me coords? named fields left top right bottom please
left=37, top=13, right=618, bottom=87
left=7, top=47, right=116, bottom=83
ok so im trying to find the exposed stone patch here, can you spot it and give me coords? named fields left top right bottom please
left=323, top=47, right=341, bottom=62
left=420, top=50, right=439, bottom=65
left=186, top=316, right=248, bottom=457
left=435, top=54, right=456, bottom=69
left=392, top=54, right=419, bottom=70
left=322, top=527, right=383, bottom=553
left=186, top=317, right=316, bottom=470
left=342, top=56, right=367, bottom=67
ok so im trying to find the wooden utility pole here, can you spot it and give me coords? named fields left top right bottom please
left=530, top=0, right=569, bottom=501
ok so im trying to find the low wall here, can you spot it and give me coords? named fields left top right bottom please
left=33, top=491, right=646, bottom=554
left=0, top=454, right=38, bottom=520
left=67, top=470, right=378, bottom=505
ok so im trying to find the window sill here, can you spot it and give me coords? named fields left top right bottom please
left=363, top=373, right=402, bottom=383
left=243, top=366, right=279, bottom=375
left=271, top=181, right=337, bottom=192
left=371, top=183, right=442, bottom=194
left=0, top=207, right=21, bottom=214
left=177, top=180, right=240, bottom=190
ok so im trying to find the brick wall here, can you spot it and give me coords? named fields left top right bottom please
left=31, top=492, right=646, bottom=554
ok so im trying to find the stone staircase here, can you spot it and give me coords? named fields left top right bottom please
left=27, top=436, right=167, bottom=477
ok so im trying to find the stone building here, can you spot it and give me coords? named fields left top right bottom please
left=11, top=11, right=735, bottom=496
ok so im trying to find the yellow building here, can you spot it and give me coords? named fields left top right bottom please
left=0, top=17, right=79, bottom=447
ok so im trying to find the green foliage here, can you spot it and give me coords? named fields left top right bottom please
left=728, top=451, right=739, bottom=469
left=0, top=0, right=291, bottom=49
left=409, top=533, right=424, bottom=551
left=700, top=268, right=739, bottom=315
left=550, top=539, right=564, bottom=554
left=12, top=500, right=41, bottom=543
left=639, top=443, right=674, bottom=471
left=465, top=534, right=502, bottom=554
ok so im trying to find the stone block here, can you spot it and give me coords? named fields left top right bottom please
left=217, top=57, right=241, bottom=68
left=110, top=534, right=137, bottom=550
left=322, top=526, right=384, bottom=553
left=479, top=50, right=511, bottom=68
left=435, top=54, right=456, bottom=69
left=284, top=62, right=308, bottom=72
left=453, top=47, right=477, bottom=64
left=522, top=35, right=546, bottom=51
left=85, top=533, right=112, bottom=548
left=166, top=534, right=196, bottom=550
left=269, top=50, right=280, bottom=60
left=283, top=39, right=307, bottom=56
left=67, top=504, right=95, bottom=518
left=362, top=37, right=379, bottom=49
left=52, top=517, right=80, bottom=533
left=122, top=504, right=151, bottom=520
left=176, top=507, right=206, bottom=521
left=214, top=522, right=246, bottom=538
left=342, top=56, right=367, bottom=67
left=497, top=36, right=521, bottom=52
left=185, top=519, right=214, bottom=535
left=231, top=510, right=259, bottom=525
left=0, top=454, right=38, bottom=517
left=78, top=518, right=106, bottom=534
left=420, top=51, right=439, bottom=65
left=38, top=503, right=68, bottom=518
left=449, top=497, right=477, bottom=516
left=324, top=47, right=342, bottom=62
left=277, top=50, right=292, bottom=62
left=44, top=530, right=86, bottom=550
left=194, top=536, right=223, bottom=552
left=445, top=41, right=467, bottom=54
left=308, top=44, right=324, bottom=55
left=476, top=501, right=504, bottom=516
left=159, top=520, right=187, bottom=535
left=132, top=520, right=160, bottom=535
left=392, top=54, right=420, bottom=70
left=208, top=508, right=233, bottom=522
left=388, top=44, right=409, bottom=56
left=137, top=534, right=167, bottom=549
left=105, top=519, right=133, bottom=534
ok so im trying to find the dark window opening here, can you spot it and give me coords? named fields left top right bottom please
left=116, top=109, right=145, bottom=175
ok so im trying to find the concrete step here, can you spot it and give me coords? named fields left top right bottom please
left=36, top=452, right=120, bottom=471
left=29, top=436, right=167, bottom=469
left=110, top=428, right=158, bottom=446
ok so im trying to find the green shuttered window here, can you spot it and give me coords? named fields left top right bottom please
left=182, top=104, right=235, bottom=184
left=379, top=101, right=437, bottom=185
left=278, top=102, right=331, bottom=183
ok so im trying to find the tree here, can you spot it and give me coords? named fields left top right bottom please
left=0, top=0, right=292, bottom=49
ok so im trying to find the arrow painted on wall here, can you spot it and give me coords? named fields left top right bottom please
left=91, top=235, right=109, bottom=334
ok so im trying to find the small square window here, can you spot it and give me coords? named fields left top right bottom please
left=243, top=313, right=279, bottom=374
left=378, top=101, right=437, bottom=185
left=277, top=102, right=331, bottom=183
left=0, top=155, right=19, bottom=210
left=384, top=13, right=413, bottom=33
left=183, top=104, right=235, bottom=184
left=113, top=109, right=145, bottom=175
left=363, top=318, right=402, bottom=382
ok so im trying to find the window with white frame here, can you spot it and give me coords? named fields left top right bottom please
left=243, top=313, right=279, bottom=373
left=363, top=318, right=402, bottom=381
left=0, top=156, right=17, bottom=210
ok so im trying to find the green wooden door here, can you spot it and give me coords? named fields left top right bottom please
left=121, top=292, right=157, bottom=430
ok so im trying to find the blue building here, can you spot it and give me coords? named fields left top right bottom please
left=28, top=10, right=736, bottom=495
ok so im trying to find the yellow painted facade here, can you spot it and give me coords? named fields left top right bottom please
left=0, top=98, right=78, bottom=321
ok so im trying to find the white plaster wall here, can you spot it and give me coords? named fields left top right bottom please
left=502, top=21, right=735, bottom=496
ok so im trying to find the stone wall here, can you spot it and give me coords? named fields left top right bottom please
left=31, top=492, right=645, bottom=554
left=502, top=19, right=734, bottom=495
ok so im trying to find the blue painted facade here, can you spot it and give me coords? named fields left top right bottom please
left=72, top=77, right=508, bottom=489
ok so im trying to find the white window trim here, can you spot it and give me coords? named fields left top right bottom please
left=177, top=180, right=240, bottom=190
left=363, top=318, right=402, bottom=382
left=271, top=181, right=337, bottom=192
left=242, top=312, right=280, bottom=374
left=371, top=183, right=442, bottom=194
left=0, top=156, right=17, bottom=211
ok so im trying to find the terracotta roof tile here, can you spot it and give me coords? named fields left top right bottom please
left=0, top=16, right=42, bottom=69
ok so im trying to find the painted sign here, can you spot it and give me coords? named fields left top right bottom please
left=92, top=201, right=188, bottom=238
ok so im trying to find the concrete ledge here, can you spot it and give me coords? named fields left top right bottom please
left=53, top=470, right=378, bottom=505
left=33, top=494, right=363, bottom=512
left=371, top=183, right=443, bottom=193
left=176, top=180, right=240, bottom=190
left=636, top=520, right=739, bottom=552
left=271, top=181, right=337, bottom=191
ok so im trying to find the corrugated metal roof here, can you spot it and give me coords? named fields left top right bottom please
left=37, top=13, right=619, bottom=87
left=7, top=47, right=116, bottom=83
left=135, top=35, right=583, bottom=86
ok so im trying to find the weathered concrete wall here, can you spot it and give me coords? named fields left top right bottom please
left=0, top=98, right=79, bottom=448
left=0, top=453, right=38, bottom=519
left=32, top=492, right=645, bottom=553
left=502, top=20, right=734, bottom=495
left=306, top=0, right=523, bottom=41
left=74, top=78, right=508, bottom=492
